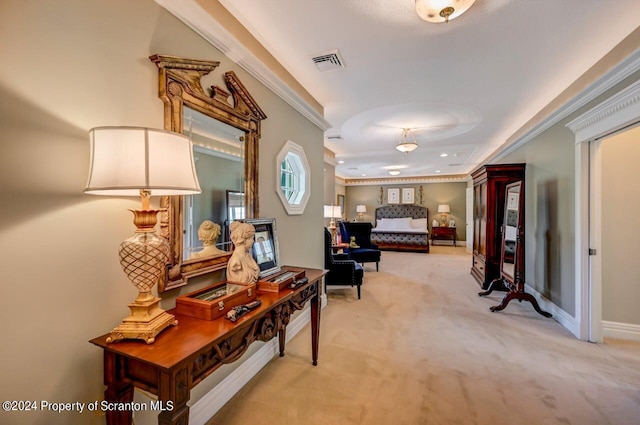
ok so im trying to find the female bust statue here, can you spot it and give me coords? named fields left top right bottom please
left=189, top=220, right=225, bottom=260
left=226, top=221, right=259, bottom=283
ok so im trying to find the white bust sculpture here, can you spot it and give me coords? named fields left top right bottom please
left=226, top=221, right=259, bottom=283
left=189, top=220, right=226, bottom=260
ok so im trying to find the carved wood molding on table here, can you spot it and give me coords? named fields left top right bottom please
left=191, top=283, right=316, bottom=385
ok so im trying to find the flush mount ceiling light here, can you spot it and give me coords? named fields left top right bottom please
left=395, top=128, right=418, bottom=153
left=415, top=0, right=476, bottom=23
left=389, top=170, right=401, bottom=176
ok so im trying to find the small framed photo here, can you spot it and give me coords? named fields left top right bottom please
left=449, top=220, right=456, bottom=227
left=243, top=218, right=281, bottom=279
left=387, top=188, right=400, bottom=204
left=402, top=188, right=415, bottom=204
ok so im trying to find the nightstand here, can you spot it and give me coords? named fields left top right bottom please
left=431, top=226, right=457, bottom=246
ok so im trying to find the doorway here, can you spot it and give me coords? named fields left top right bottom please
left=568, top=80, right=640, bottom=342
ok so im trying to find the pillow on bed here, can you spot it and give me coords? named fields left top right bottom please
left=375, top=218, right=392, bottom=230
left=410, top=218, right=428, bottom=230
left=375, top=217, right=413, bottom=231
left=376, top=217, right=411, bottom=232
left=394, top=217, right=413, bottom=230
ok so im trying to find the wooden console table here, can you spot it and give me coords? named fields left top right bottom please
left=90, top=267, right=326, bottom=425
left=431, top=226, right=457, bottom=246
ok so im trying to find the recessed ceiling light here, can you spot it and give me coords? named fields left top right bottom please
left=389, top=170, right=401, bottom=176
left=361, top=173, right=367, bottom=177
left=440, top=153, right=448, bottom=157
left=435, top=170, right=441, bottom=173
left=338, top=160, right=344, bottom=164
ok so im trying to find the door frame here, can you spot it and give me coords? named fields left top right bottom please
left=567, top=80, right=640, bottom=341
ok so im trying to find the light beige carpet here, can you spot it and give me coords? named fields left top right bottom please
left=208, top=246, right=640, bottom=425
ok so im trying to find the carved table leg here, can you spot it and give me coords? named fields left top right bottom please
left=158, top=367, right=190, bottom=425
left=278, top=327, right=286, bottom=357
left=103, top=351, right=134, bottom=425
left=310, top=282, right=321, bottom=366
left=478, top=278, right=507, bottom=296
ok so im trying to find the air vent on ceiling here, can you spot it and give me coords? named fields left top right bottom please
left=327, top=135, right=343, bottom=141
left=312, top=50, right=345, bottom=71
left=448, top=163, right=462, bottom=166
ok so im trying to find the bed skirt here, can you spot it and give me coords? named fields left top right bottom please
left=371, top=231, right=430, bottom=253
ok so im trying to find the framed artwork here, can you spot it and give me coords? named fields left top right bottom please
left=449, top=220, right=456, bottom=227
left=402, top=188, right=415, bottom=204
left=243, top=218, right=281, bottom=279
left=387, top=188, right=400, bottom=204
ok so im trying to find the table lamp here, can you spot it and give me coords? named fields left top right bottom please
left=438, top=204, right=450, bottom=226
left=324, top=205, right=342, bottom=243
left=84, top=126, right=201, bottom=344
left=356, top=204, right=367, bottom=221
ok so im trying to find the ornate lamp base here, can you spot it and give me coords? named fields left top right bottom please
left=106, top=296, right=177, bottom=344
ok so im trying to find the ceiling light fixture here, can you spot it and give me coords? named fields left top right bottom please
left=415, top=0, right=476, bottom=23
left=395, top=128, right=418, bottom=153
left=389, top=170, right=401, bottom=176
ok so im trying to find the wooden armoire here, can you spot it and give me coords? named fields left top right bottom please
left=470, top=164, right=526, bottom=289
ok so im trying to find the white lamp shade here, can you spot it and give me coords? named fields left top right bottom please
left=324, top=205, right=342, bottom=218
left=438, top=204, right=450, bottom=213
left=84, top=127, right=201, bottom=196
left=356, top=205, right=367, bottom=213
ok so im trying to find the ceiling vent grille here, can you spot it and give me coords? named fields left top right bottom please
left=327, top=135, right=343, bottom=141
left=312, top=50, right=345, bottom=71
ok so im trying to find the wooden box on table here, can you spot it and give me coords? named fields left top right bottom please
left=257, top=266, right=306, bottom=293
left=175, top=281, right=257, bottom=320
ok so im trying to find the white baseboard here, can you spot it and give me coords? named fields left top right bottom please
left=189, top=293, right=327, bottom=425
left=602, top=320, right=640, bottom=341
left=524, top=284, right=579, bottom=338
left=524, top=285, right=640, bottom=342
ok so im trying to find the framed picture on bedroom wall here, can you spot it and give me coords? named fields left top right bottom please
left=401, top=187, right=415, bottom=204
left=387, top=188, right=400, bottom=204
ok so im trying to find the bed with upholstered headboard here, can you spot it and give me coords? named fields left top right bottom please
left=371, top=205, right=430, bottom=253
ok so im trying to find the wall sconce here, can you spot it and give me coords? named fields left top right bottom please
left=84, top=126, right=201, bottom=344
left=356, top=205, right=367, bottom=221
left=438, top=204, right=450, bottom=226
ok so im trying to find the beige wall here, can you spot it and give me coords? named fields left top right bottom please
left=0, top=1, right=323, bottom=424
left=601, top=124, right=640, bottom=324
left=344, top=183, right=468, bottom=240
left=498, top=70, right=640, bottom=317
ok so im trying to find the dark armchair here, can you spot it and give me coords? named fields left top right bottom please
left=339, top=222, right=381, bottom=271
left=324, top=228, right=364, bottom=299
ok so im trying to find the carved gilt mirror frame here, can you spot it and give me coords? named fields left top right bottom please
left=150, top=54, right=266, bottom=291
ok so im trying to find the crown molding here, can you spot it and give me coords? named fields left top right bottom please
left=490, top=48, right=640, bottom=163
left=342, top=174, right=470, bottom=186
left=566, top=79, right=640, bottom=142
left=156, top=0, right=331, bottom=132
left=323, top=148, right=337, bottom=167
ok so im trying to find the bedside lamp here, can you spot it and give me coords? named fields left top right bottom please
left=84, top=126, right=201, bottom=344
left=356, top=204, right=367, bottom=221
left=324, top=205, right=342, bottom=243
left=438, top=204, right=450, bottom=227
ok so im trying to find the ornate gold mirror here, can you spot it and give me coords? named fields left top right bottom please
left=150, top=55, right=266, bottom=291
